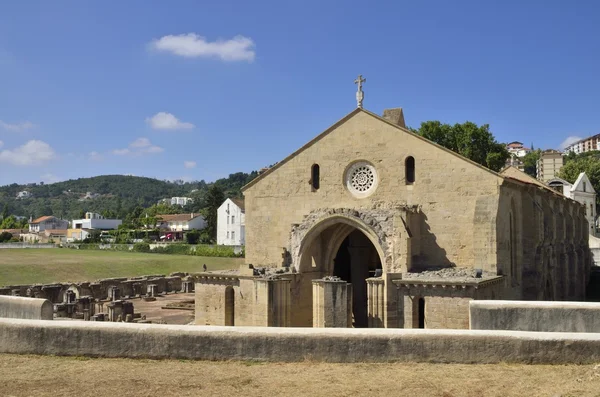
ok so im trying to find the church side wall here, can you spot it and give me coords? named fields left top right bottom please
left=498, top=182, right=590, bottom=301
left=244, top=111, right=503, bottom=273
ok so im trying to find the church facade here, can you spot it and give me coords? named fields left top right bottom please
left=195, top=107, right=590, bottom=329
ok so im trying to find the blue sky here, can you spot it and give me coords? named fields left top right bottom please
left=1, top=0, right=600, bottom=186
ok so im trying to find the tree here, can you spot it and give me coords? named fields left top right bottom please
left=558, top=155, right=600, bottom=195
left=203, top=185, right=225, bottom=242
left=522, top=149, right=541, bottom=177
left=1, top=204, right=8, bottom=221
left=412, top=121, right=510, bottom=172
left=0, top=215, right=18, bottom=229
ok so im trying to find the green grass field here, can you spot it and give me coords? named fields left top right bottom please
left=0, top=249, right=244, bottom=286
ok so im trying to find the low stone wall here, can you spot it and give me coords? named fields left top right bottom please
left=2, top=318, right=600, bottom=364
left=0, top=243, right=56, bottom=249
left=470, top=300, right=600, bottom=332
left=0, top=296, right=53, bottom=320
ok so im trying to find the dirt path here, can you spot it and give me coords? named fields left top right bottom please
left=1, top=354, right=599, bottom=397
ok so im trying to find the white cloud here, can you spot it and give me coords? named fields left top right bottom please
left=146, top=112, right=194, bottom=130
left=150, top=33, right=255, bottom=62
left=559, top=136, right=584, bottom=150
left=0, top=120, right=35, bottom=132
left=0, top=140, right=56, bottom=166
left=112, top=148, right=130, bottom=156
left=144, top=145, right=164, bottom=154
left=0, top=140, right=3, bottom=148
left=184, top=160, right=196, bottom=169
left=89, top=151, right=104, bottom=161
left=112, top=137, right=164, bottom=156
left=130, top=137, right=151, bottom=148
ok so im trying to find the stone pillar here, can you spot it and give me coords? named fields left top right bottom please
left=254, top=278, right=291, bottom=327
left=383, top=273, right=403, bottom=328
left=182, top=280, right=194, bottom=293
left=110, top=287, right=120, bottom=301
left=147, top=284, right=157, bottom=297
left=312, top=277, right=353, bottom=328
left=366, top=277, right=384, bottom=328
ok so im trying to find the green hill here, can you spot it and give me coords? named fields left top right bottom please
left=0, top=172, right=258, bottom=220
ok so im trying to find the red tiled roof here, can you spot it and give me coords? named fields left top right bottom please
left=44, top=229, right=68, bottom=235
left=30, top=215, right=54, bottom=224
left=0, top=229, right=26, bottom=234
left=156, top=213, right=203, bottom=222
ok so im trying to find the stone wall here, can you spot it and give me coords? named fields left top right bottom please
left=3, top=318, right=600, bottom=364
left=195, top=275, right=291, bottom=327
left=0, top=296, right=53, bottom=320
left=470, top=300, right=600, bottom=332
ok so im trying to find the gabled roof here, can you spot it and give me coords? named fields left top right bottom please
left=499, top=166, right=566, bottom=197
left=572, top=172, right=596, bottom=194
left=156, top=213, right=204, bottom=222
left=30, top=215, right=55, bottom=224
left=230, top=198, right=245, bottom=211
left=242, top=107, right=504, bottom=191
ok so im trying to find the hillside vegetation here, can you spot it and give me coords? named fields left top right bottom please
left=0, top=172, right=258, bottom=220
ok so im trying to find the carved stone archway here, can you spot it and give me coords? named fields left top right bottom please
left=289, top=207, right=411, bottom=274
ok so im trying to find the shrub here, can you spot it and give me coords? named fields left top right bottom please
left=132, top=242, right=150, bottom=253
left=186, top=230, right=201, bottom=245
left=194, top=244, right=236, bottom=257
left=0, top=231, right=13, bottom=243
left=152, top=244, right=192, bottom=255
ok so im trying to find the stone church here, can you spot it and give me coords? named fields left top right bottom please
left=195, top=105, right=591, bottom=329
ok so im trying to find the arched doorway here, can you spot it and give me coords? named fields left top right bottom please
left=332, top=229, right=382, bottom=327
left=296, top=215, right=386, bottom=328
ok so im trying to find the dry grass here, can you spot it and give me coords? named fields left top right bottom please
left=0, top=249, right=243, bottom=285
left=0, top=354, right=600, bottom=397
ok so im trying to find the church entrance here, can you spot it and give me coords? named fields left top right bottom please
left=332, top=229, right=382, bottom=328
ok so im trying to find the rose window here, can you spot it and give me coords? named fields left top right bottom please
left=345, top=162, right=378, bottom=198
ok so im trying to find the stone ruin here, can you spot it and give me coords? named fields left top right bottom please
left=0, top=272, right=195, bottom=323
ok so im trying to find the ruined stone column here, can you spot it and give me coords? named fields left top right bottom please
left=254, top=278, right=291, bottom=327
left=312, top=277, right=352, bottom=328
left=366, top=277, right=384, bottom=327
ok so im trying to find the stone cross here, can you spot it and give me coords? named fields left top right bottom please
left=354, top=75, right=366, bottom=108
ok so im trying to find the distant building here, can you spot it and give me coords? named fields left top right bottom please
left=536, top=149, right=564, bottom=182
left=155, top=213, right=206, bottom=241
left=72, top=212, right=122, bottom=230
left=505, top=155, right=525, bottom=172
left=217, top=198, right=245, bottom=246
left=564, top=134, right=600, bottom=154
left=28, top=216, right=69, bottom=233
left=66, top=228, right=91, bottom=242
left=79, top=192, right=100, bottom=201
left=158, top=197, right=194, bottom=206
left=171, top=197, right=193, bottom=206
left=547, top=172, right=597, bottom=236
left=15, top=191, right=32, bottom=199
left=506, top=141, right=532, bottom=158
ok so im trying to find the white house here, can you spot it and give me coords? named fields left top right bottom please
left=155, top=213, right=206, bottom=241
left=72, top=212, right=122, bottom=230
left=547, top=172, right=597, bottom=236
left=158, top=197, right=194, bottom=206
left=217, top=198, right=245, bottom=246
left=28, top=216, right=69, bottom=233
left=171, top=197, right=193, bottom=206
left=16, top=191, right=32, bottom=199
